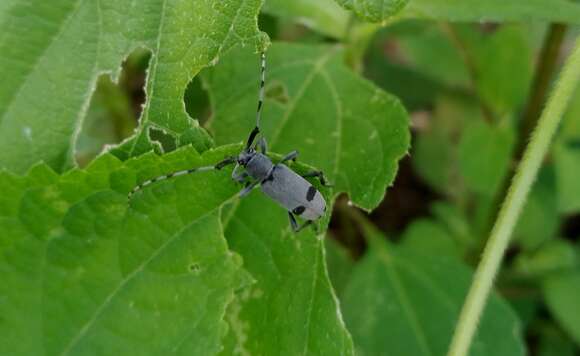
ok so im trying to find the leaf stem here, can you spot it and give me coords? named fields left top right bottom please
left=447, top=37, right=580, bottom=356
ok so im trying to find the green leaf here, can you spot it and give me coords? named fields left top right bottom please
left=411, top=94, right=483, bottom=197
left=400, top=218, right=459, bottom=257
left=0, top=145, right=253, bottom=356
left=413, top=126, right=456, bottom=194
left=219, top=194, right=355, bottom=355
left=341, top=238, right=525, bottom=355
left=334, top=0, right=409, bottom=22
left=458, top=121, right=514, bottom=197
left=513, top=168, right=559, bottom=250
left=204, top=42, right=410, bottom=210
left=392, top=22, right=470, bottom=88
left=543, top=270, right=580, bottom=346
left=514, top=239, right=577, bottom=277
left=401, top=0, right=580, bottom=24
left=201, top=42, right=409, bottom=355
left=537, top=328, right=577, bottom=356
left=470, top=25, right=532, bottom=115
left=553, top=86, right=580, bottom=213
left=325, top=237, right=355, bottom=295
left=0, top=0, right=267, bottom=174
left=554, top=143, right=580, bottom=210
left=263, top=0, right=350, bottom=39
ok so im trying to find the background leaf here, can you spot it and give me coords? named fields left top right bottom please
left=263, top=0, right=350, bottom=39
left=553, top=86, right=580, bottom=213
left=341, top=232, right=525, bottom=356
left=0, top=0, right=266, bottom=174
left=543, top=270, right=580, bottom=347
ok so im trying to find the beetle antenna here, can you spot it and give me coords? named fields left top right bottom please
left=246, top=52, right=266, bottom=150
left=128, top=157, right=237, bottom=199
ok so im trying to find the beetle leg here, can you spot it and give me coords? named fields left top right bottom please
left=288, top=212, right=299, bottom=232
left=239, top=180, right=260, bottom=197
left=302, top=170, right=332, bottom=187
left=231, top=164, right=250, bottom=183
left=279, top=150, right=298, bottom=164
left=288, top=213, right=318, bottom=233
left=232, top=171, right=249, bottom=184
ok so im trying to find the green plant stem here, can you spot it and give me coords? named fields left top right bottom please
left=447, top=37, right=580, bottom=356
left=482, top=23, right=568, bottom=255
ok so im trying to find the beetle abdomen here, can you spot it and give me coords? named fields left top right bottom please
left=260, top=164, right=326, bottom=221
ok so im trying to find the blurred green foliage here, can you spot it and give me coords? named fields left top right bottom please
left=1, top=0, right=580, bottom=355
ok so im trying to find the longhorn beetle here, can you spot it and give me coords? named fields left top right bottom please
left=129, top=52, right=330, bottom=232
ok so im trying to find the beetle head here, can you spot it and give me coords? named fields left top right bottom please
left=237, top=149, right=256, bottom=166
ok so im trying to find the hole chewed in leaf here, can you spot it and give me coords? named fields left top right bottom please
left=189, top=263, right=201, bottom=273
left=148, top=126, right=177, bottom=153
left=184, top=76, right=211, bottom=127
left=265, top=80, right=289, bottom=105
left=75, top=48, right=152, bottom=167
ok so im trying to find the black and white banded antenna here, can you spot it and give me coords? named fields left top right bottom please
left=129, top=52, right=267, bottom=199
left=246, top=52, right=266, bottom=150
left=127, top=159, right=234, bottom=199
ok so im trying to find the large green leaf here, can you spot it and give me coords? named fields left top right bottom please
left=341, top=229, right=525, bottom=355
left=204, top=42, right=410, bottom=210
left=0, top=0, right=266, bottom=174
left=219, top=193, right=355, bottom=355
left=201, top=42, right=409, bottom=354
left=0, top=144, right=254, bottom=356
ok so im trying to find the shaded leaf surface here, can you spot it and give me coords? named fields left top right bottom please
left=553, top=86, right=580, bottom=213
left=341, top=237, right=525, bottom=355
left=0, top=0, right=266, bottom=173
left=204, top=43, right=410, bottom=210
left=458, top=121, right=514, bottom=197
left=0, top=145, right=250, bottom=356
left=543, top=270, right=580, bottom=346
left=401, top=0, right=580, bottom=24
left=264, top=0, right=349, bottom=39
left=334, top=0, right=409, bottom=22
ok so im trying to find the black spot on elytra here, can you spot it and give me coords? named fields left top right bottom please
left=306, top=186, right=317, bottom=201
left=293, top=206, right=306, bottom=215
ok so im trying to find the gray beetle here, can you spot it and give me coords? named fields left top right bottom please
left=129, top=53, right=330, bottom=232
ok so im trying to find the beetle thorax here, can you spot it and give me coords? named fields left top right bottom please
left=244, top=153, right=274, bottom=181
